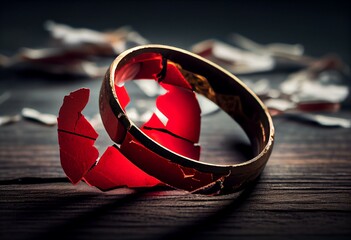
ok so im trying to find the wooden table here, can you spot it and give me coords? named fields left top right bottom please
left=0, top=71, right=350, bottom=240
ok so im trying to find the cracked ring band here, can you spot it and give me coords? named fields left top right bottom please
left=100, top=44, right=274, bottom=194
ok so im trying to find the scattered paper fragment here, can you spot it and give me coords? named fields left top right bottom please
left=264, top=99, right=295, bottom=112
left=46, top=21, right=148, bottom=53
left=231, top=33, right=304, bottom=56
left=192, top=39, right=275, bottom=74
left=0, top=22, right=149, bottom=78
left=22, top=108, right=57, bottom=126
left=290, top=81, right=348, bottom=103
left=282, top=113, right=351, bottom=128
left=0, top=114, right=21, bottom=126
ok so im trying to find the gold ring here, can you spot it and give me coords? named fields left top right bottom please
left=99, top=44, right=274, bottom=194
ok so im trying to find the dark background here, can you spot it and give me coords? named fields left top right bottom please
left=1, top=0, right=350, bottom=65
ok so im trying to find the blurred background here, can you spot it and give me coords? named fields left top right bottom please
left=1, top=0, right=350, bottom=64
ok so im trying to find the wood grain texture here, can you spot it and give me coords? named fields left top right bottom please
left=0, top=76, right=350, bottom=240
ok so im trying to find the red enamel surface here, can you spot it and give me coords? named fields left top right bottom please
left=57, top=88, right=99, bottom=184
left=59, top=52, right=207, bottom=192
left=57, top=88, right=98, bottom=139
left=143, top=83, right=201, bottom=143
left=133, top=53, right=163, bottom=80
left=114, top=53, right=163, bottom=85
left=142, top=128, right=200, bottom=160
left=58, top=88, right=163, bottom=189
left=84, top=146, right=161, bottom=190
left=120, top=132, right=217, bottom=192
left=58, top=132, right=99, bottom=184
left=114, top=54, right=202, bottom=160
left=114, top=85, right=130, bottom=110
left=161, top=61, right=192, bottom=90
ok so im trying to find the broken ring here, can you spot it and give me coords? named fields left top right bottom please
left=99, top=44, right=274, bottom=194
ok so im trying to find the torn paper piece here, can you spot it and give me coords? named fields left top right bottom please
left=22, top=108, right=57, bottom=126
left=0, top=48, right=108, bottom=78
left=282, top=113, right=351, bottom=128
left=230, top=33, right=316, bottom=70
left=191, top=39, right=275, bottom=74
left=0, top=114, right=21, bottom=126
left=45, top=21, right=148, bottom=54
left=280, top=69, right=349, bottom=105
left=0, top=22, right=149, bottom=78
left=231, top=33, right=304, bottom=56
left=290, top=81, right=349, bottom=103
left=281, top=55, right=349, bottom=97
left=264, top=98, right=296, bottom=112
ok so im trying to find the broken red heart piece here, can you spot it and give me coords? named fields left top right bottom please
left=119, top=132, right=217, bottom=192
left=57, top=65, right=202, bottom=189
left=57, top=88, right=164, bottom=189
left=114, top=53, right=163, bottom=85
left=57, top=88, right=99, bottom=184
left=141, top=128, right=201, bottom=160
left=57, top=51, right=203, bottom=190
left=83, top=146, right=160, bottom=190
left=140, top=83, right=201, bottom=160
left=58, top=45, right=275, bottom=194
left=144, top=83, right=201, bottom=143
left=98, top=45, right=274, bottom=194
left=160, top=61, right=192, bottom=90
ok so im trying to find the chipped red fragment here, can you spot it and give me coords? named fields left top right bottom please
left=143, top=83, right=201, bottom=143
left=114, top=53, right=163, bottom=85
left=114, top=54, right=202, bottom=160
left=120, top=132, right=217, bottom=192
left=58, top=88, right=163, bottom=189
left=133, top=53, right=163, bottom=80
left=142, top=128, right=200, bottom=160
left=58, top=132, right=98, bottom=184
left=161, top=61, right=192, bottom=90
left=84, top=146, right=161, bottom=190
left=58, top=52, right=208, bottom=192
left=114, top=85, right=130, bottom=110
left=58, top=88, right=98, bottom=139
left=57, top=88, right=99, bottom=184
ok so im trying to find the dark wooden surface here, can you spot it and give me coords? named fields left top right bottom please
left=0, top=72, right=350, bottom=240
left=1, top=1, right=351, bottom=239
